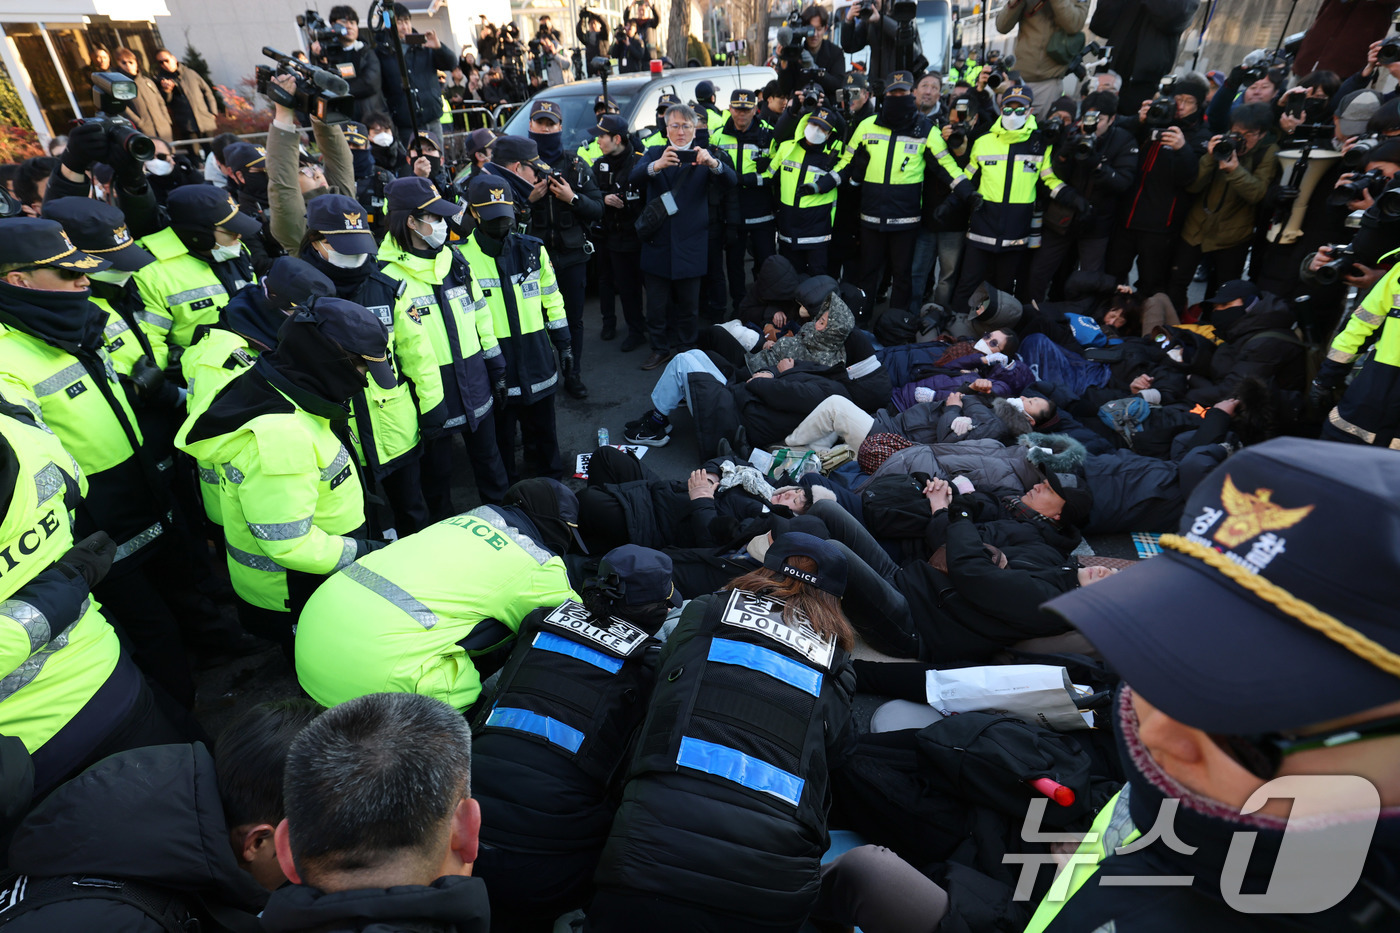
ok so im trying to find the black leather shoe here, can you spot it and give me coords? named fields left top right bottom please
left=641, top=350, right=671, bottom=371
left=565, top=372, right=589, bottom=398
left=600, top=322, right=617, bottom=341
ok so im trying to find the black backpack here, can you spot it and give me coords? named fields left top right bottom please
left=872, top=305, right=920, bottom=346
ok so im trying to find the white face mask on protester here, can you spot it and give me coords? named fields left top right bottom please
left=1001, top=112, right=1028, bottom=131
left=1006, top=397, right=1026, bottom=413
left=371, top=131, right=394, bottom=147
left=804, top=125, right=830, bottom=146
left=146, top=158, right=174, bottom=176
left=416, top=217, right=448, bottom=249
left=974, top=338, right=991, bottom=355
left=321, top=242, right=369, bottom=268
left=210, top=242, right=243, bottom=262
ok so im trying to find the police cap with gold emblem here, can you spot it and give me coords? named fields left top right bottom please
left=730, top=89, right=757, bottom=110
left=306, top=194, right=378, bottom=255
left=1046, top=438, right=1400, bottom=734
left=384, top=176, right=463, bottom=219
left=167, top=185, right=263, bottom=238
left=529, top=98, right=562, bottom=124
left=0, top=217, right=112, bottom=274
left=467, top=174, right=516, bottom=221
left=41, top=197, right=153, bottom=272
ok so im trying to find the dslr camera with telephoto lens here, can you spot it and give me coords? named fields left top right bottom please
left=79, top=72, right=156, bottom=162
left=1329, top=168, right=1389, bottom=206
left=1306, top=243, right=1358, bottom=286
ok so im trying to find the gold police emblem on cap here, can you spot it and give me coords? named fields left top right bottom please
left=112, top=225, right=129, bottom=244
left=540, top=102, right=554, bottom=111
left=489, top=188, right=506, bottom=202
left=1213, top=475, right=1314, bottom=549
left=226, top=196, right=237, bottom=210
left=847, top=74, right=856, bottom=84
left=343, top=211, right=362, bottom=228
left=817, top=110, right=829, bottom=121
left=72, top=256, right=102, bottom=269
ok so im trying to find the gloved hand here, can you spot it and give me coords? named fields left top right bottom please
left=492, top=373, right=508, bottom=408
left=127, top=355, right=168, bottom=401
left=57, top=531, right=117, bottom=589
left=1054, top=186, right=1091, bottom=215
left=61, top=122, right=110, bottom=175
left=797, top=182, right=818, bottom=197
left=950, top=415, right=973, bottom=436
left=558, top=346, right=575, bottom=376
left=420, top=403, right=448, bottom=441
left=914, top=386, right=936, bottom=404
left=353, top=537, right=388, bottom=559
left=1309, top=378, right=1338, bottom=410
left=107, top=138, right=150, bottom=187
left=1276, top=185, right=1300, bottom=203
left=964, top=190, right=984, bottom=212
left=947, top=494, right=975, bottom=523
left=983, top=351, right=1009, bottom=367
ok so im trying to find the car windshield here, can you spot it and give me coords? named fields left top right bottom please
left=501, top=88, right=640, bottom=150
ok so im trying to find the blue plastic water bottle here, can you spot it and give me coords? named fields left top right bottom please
left=597, top=427, right=610, bottom=447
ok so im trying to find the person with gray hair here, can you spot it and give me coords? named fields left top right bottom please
left=262, top=692, right=489, bottom=933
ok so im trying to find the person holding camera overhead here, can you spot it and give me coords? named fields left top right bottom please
left=995, top=0, right=1090, bottom=119
left=1164, top=102, right=1280, bottom=313
left=623, top=0, right=660, bottom=49
left=310, top=6, right=387, bottom=122
left=377, top=3, right=456, bottom=147
left=1105, top=72, right=1210, bottom=299
left=775, top=7, right=844, bottom=99
left=841, top=0, right=925, bottom=88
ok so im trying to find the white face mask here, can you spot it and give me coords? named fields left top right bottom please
left=210, top=241, right=243, bottom=262
left=974, top=338, right=991, bottom=355
left=322, top=243, right=369, bottom=268
left=89, top=269, right=133, bottom=287
left=371, top=131, right=394, bottom=147
left=1006, top=397, right=1026, bottom=413
left=1001, top=112, right=1028, bottom=131
left=804, top=125, right=830, bottom=146
left=146, top=158, right=174, bottom=176
left=415, top=217, right=448, bottom=249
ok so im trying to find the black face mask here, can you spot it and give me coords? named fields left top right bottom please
left=530, top=130, right=564, bottom=164
left=241, top=172, right=269, bottom=202
left=478, top=216, right=514, bottom=239
left=879, top=95, right=916, bottom=126
left=351, top=149, right=375, bottom=179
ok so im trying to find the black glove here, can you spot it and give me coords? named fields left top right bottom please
left=797, top=182, right=818, bottom=197
left=1276, top=185, right=1300, bottom=203
left=492, top=373, right=508, bottom=408
left=420, top=403, right=449, bottom=441
left=964, top=190, right=984, bottom=212
left=1308, top=378, right=1338, bottom=410
left=106, top=139, right=149, bottom=187
left=126, top=355, right=168, bottom=402
left=353, top=537, right=388, bottom=559
left=558, top=346, right=575, bottom=376
left=61, top=122, right=110, bottom=175
left=947, top=494, right=974, bottom=523
left=1054, top=186, right=1091, bottom=215
left=57, top=531, right=117, bottom=589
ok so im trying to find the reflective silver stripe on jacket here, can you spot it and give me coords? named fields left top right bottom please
left=114, top=521, right=164, bottom=562
left=227, top=543, right=282, bottom=573
left=198, top=466, right=219, bottom=485
left=966, top=232, right=1028, bottom=248
left=33, top=462, right=64, bottom=505
left=482, top=345, right=502, bottom=359
left=103, top=320, right=131, bottom=341
left=0, top=599, right=87, bottom=702
left=341, top=562, right=438, bottom=629
left=223, top=463, right=246, bottom=484
left=478, top=277, right=502, bottom=288
left=444, top=415, right=468, bottom=429
left=744, top=215, right=775, bottom=225
left=1, top=598, right=53, bottom=654
left=466, top=505, right=552, bottom=565
left=777, top=233, right=832, bottom=245
left=134, top=310, right=175, bottom=331
left=472, top=398, right=493, bottom=419
left=443, top=285, right=470, bottom=302
left=859, top=214, right=920, bottom=226
left=320, top=446, right=351, bottom=482
left=248, top=516, right=314, bottom=541
left=410, top=295, right=436, bottom=309
left=166, top=284, right=226, bottom=306
left=506, top=370, right=559, bottom=397
left=334, top=537, right=358, bottom=571
left=545, top=316, right=569, bottom=329
left=32, top=363, right=88, bottom=398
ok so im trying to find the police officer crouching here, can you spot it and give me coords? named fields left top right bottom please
left=591, top=532, right=858, bottom=930
left=472, top=544, right=677, bottom=931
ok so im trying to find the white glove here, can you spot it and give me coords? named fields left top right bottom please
left=951, top=475, right=976, bottom=495
left=914, top=386, right=936, bottom=404
left=983, top=352, right=1009, bottom=367
left=951, top=416, right=973, bottom=436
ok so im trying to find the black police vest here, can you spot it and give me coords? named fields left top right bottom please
left=631, top=589, right=844, bottom=830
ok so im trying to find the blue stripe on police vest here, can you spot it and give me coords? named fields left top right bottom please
left=707, top=638, right=822, bottom=697
left=676, top=736, right=805, bottom=807
left=486, top=706, right=585, bottom=753
left=533, top=631, right=623, bottom=673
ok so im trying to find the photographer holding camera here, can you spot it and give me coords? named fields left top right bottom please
left=1106, top=72, right=1211, bottom=297
left=1164, top=102, right=1280, bottom=312
left=377, top=3, right=456, bottom=146
left=310, top=6, right=387, bottom=122
left=776, top=7, right=844, bottom=99
left=840, top=0, right=924, bottom=86
left=610, top=21, right=648, bottom=73
left=1335, top=35, right=1400, bottom=107
left=577, top=9, right=610, bottom=63
left=995, top=0, right=1090, bottom=118
left=1206, top=56, right=1285, bottom=135
left=1089, top=0, right=1201, bottom=115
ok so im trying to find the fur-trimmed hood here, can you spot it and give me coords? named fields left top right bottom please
left=992, top=398, right=1035, bottom=438
left=1020, top=431, right=1088, bottom=472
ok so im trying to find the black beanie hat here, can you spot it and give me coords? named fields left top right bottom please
left=1174, top=72, right=1210, bottom=108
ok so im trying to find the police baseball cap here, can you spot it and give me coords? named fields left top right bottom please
left=657, top=93, right=682, bottom=110
left=167, top=186, right=263, bottom=238
left=263, top=256, right=334, bottom=311
left=467, top=174, right=515, bottom=221
left=529, top=98, right=563, bottom=124
left=591, top=114, right=630, bottom=139
left=1045, top=438, right=1400, bottom=735
left=795, top=274, right=838, bottom=311
left=594, top=94, right=618, bottom=112
left=885, top=71, right=915, bottom=93
left=341, top=120, right=368, bottom=146
left=1202, top=279, right=1261, bottom=306
left=808, top=107, right=845, bottom=137
left=463, top=128, right=497, bottom=160
left=224, top=142, right=267, bottom=175
left=1001, top=85, right=1033, bottom=110
left=491, top=135, right=541, bottom=168
left=505, top=477, right=589, bottom=554
left=730, top=89, right=757, bottom=109
left=306, top=194, right=377, bottom=255
left=41, top=198, right=153, bottom=273
left=597, top=544, right=681, bottom=607
left=1045, top=471, right=1094, bottom=530
left=696, top=79, right=717, bottom=100
left=297, top=297, right=396, bottom=389
left=0, top=217, right=111, bottom=274
left=845, top=71, right=868, bottom=91
left=384, top=176, right=462, bottom=219
left=764, top=531, right=848, bottom=597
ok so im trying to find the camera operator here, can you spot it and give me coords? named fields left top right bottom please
left=776, top=7, right=844, bottom=99
left=537, top=14, right=562, bottom=45
left=1335, top=36, right=1400, bottom=106
left=1165, top=102, right=1281, bottom=311
left=311, top=6, right=387, bottom=122
left=840, top=0, right=924, bottom=87
left=1106, top=72, right=1211, bottom=297
left=623, top=0, right=660, bottom=48
left=1303, top=138, right=1400, bottom=299
left=1275, top=71, right=1340, bottom=145
left=1206, top=57, right=1285, bottom=135
left=577, top=9, right=609, bottom=63
left=377, top=3, right=456, bottom=146
left=1029, top=90, right=1139, bottom=301
left=44, top=120, right=160, bottom=237
left=592, top=113, right=648, bottom=350
left=113, top=48, right=172, bottom=145
left=611, top=21, right=648, bottom=73
left=1088, top=0, right=1200, bottom=116
left=994, top=0, right=1090, bottom=118
left=407, top=134, right=453, bottom=195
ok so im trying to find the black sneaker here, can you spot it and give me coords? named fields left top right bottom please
left=623, top=413, right=672, bottom=447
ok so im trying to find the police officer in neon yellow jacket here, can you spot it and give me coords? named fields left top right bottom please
left=1313, top=252, right=1400, bottom=449
left=295, top=477, right=582, bottom=713
left=177, top=299, right=391, bottom=654
left=0, top=402, right=186, bottom=799
left=134, top=186, right=262, bottom=348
